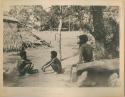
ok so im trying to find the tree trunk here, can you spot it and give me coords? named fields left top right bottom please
left=90, top=6, right=105, bottom=43
left=90, top=6, right=107, bottom=58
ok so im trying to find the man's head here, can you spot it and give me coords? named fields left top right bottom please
left=21, top=46, right=25, bottom=51
left=78, top=35, right=88, bottom=45
left=51, top=51, right=57, bottom=59
left=20, top=46, right=27, bottom=60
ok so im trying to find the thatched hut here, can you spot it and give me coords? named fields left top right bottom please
left=3, top=16, right=51, bottom=52
left=3, top=16, right=23, bottom=52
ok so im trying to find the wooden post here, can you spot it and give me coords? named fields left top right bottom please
left=58, top=6, right=62, bottom=60
left=69, top=15, right=71, bottom=32
left=59, top=19, right=62, bottom=60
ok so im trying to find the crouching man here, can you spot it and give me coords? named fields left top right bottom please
left=41, top=51, right=62, bottom=74
left=17, top=47, right=38, bottom=76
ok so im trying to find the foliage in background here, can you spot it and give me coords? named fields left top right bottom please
left=4, top=5, right=119, bottom=58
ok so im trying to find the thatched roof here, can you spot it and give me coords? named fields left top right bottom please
left=3, top=16, right=23, bottom=52
left=20, top=31, right=51, bottom=48
left=3, top=16, right=51, bottom=52
left=3, top=16, right=19, bottom=23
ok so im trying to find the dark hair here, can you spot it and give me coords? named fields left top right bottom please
left=78, top=35, right=88, bottom=45
left=21, top=46, right=25, bottom=51
left=51, top=51, right=57, bottom=57
left=20, top=48, right=27, bottom=60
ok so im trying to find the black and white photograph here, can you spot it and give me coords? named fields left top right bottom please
left=3, top=5, right=120, bottom=87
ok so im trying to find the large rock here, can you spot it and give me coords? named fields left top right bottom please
left=77, top=58, right=119, bottom=75
left=108, top=73, right=120, bottom=87
left=70, top=58, right=119, bottom=87
left=77, top=71, right=88, bottom=87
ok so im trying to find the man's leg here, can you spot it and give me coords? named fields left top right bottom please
left=51, top=64, right=59, bottom=73
left=57, top=65, right=62, bottom=74
left=19, top=68, right=27, bottom=76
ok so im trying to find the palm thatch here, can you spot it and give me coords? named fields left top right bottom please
left=3, top=16, right=51, bottom=52
left=20, top=30, right=51, bottom=48
left=3, top=17, right=23, bottom=52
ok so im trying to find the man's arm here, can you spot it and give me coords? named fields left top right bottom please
left=44, top=58, right=55, bottom=67
left=43, top=62, right=52, bottom=70
left=79, top=46, right=84, bottom=63
left=41, top=60, right=54, bottom=72
left=42, top=60, right=51, bottom=68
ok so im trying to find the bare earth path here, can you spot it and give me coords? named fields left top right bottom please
left=4, top=32, right=119, bottom=87
left=4, top=32, right=79, bottom=87
left=4, top=46, right=79, bottom=87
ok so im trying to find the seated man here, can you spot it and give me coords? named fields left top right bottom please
left=78, top=34, right=94, bottom=63
left=41, top=51, right=62, bottom=74
left=75, top=34, right=94, bottom=76
left=17, top=47, right=38, bottom=76
left=70, top=34, right=94, bottom=82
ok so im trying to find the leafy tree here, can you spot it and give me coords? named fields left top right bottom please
left=90, top=6, right=119, bottom=58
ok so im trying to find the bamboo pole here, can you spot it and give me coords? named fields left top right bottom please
left=58, top=6, right=62, bottom=60
left=69, top=15, right=71, bottom=32
left=59, top=19, right=62, bottom=60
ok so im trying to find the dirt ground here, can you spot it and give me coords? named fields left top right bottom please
left=3, top=31, right=119, bottom=87
left=3, top=31, right=80, bottom=87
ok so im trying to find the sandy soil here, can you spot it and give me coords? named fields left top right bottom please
left=3, top=31, right=80, bottom=87
left=3, top=31, right=119, bottom=87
